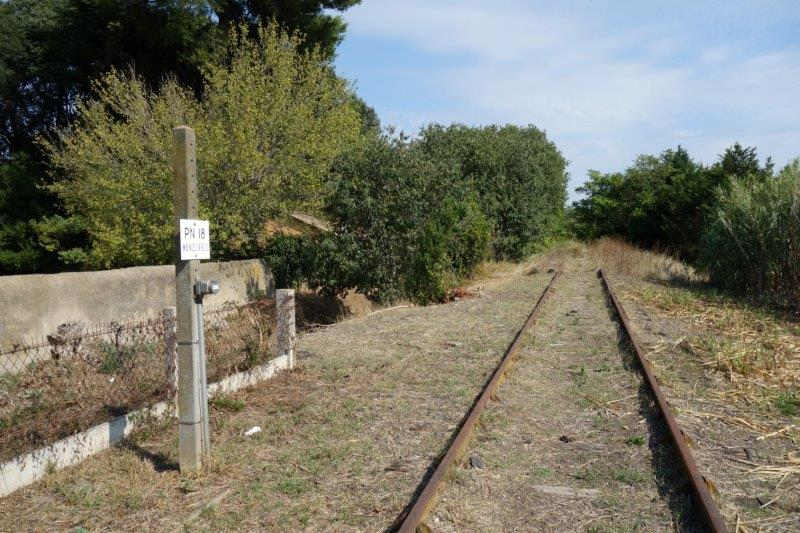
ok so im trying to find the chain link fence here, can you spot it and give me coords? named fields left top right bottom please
left=0, top=298, right=276, bottom=463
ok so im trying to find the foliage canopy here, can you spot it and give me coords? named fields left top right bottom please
left=0, top=0, right=360, bottom=273
left=418, top=124, right=568, bottom=260
left=42, top=23, right=361, bottom=269
left=318, top=134, right=492, bottom=303
left=571, top=143, right=774, bottom=261
left=699, top=160, right=800, bottom=307
left=571, top=142, right=800, bottom=308
left=263, top=123, right=569, bottom=304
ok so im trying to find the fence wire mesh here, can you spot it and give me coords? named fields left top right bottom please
left=0, top=298, right=276, bottom=463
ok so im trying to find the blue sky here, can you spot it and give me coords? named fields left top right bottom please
left=333, top=1, right=800, bottom=201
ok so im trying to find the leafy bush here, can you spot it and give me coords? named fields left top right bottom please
left=263, top=123, right=568, bottom=304
left=418, top=124, right=568, bottom=260
left=262, top=234, right=318, bottom=289
left=0, top=153, right=65, bottom=273
left=97, top=341, right=153, bottom=375
left=572, top=147, right=717, bottom=259
left=698, top=160, right=800, bottom=308
left=572, top=144, right=773, bottom=261
left=315, top=135, right=491, bottom=303
left=42, top=23, right=361, bottom=269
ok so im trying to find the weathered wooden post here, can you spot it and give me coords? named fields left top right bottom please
left=276, top=289, right=296, bottom=369
left=162, top=307, right=177, bottom=407
left=173, top=125, right=208, bottom=471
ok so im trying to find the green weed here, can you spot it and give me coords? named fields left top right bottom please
left=774, top=391, right=800, bottom=417
left=532, top=466, right=552, bottom=478
left=0, top=372, right=19, bottom=392
left=97, top=341, right=154, bottom=374
left=613, top=468, right=646, bottom=485
left=570, top=365, right=588, bottom=387
left=210, top=394, right=245, bottom=412
left=242, top=334, right=262, bottom=367
left=274, top=476, right=310, bottom=496
left=54, top=482, right=101, bottom=508
left=573, top=468, right=601, bottom=483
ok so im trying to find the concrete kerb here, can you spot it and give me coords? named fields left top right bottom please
left=0, top=354, right=290, bottom=498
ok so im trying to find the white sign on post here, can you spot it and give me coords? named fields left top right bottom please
left=179, top=219, right=211, bottom=260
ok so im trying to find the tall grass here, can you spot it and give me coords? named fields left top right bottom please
left=699, top=160, right=800, bottom=309
left=588, top=237, right=700, bottom=282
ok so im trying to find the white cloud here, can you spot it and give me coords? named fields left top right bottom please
left=345, top=1, right=583, bottom=61
left=339, top=1, right=800, bottom=199
left=699, top=45, right=732, bottom=64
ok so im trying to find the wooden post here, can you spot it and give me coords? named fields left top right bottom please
left=173, top=126, right=206, bottom=471
left=276, top=289, right=296, bottom=369
left=162, top=307, right=177, bottom=407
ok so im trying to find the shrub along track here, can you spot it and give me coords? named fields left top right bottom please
left=399, top=260, right=729, bottom=532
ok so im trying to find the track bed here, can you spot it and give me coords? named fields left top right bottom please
left=417, top=261, right=712, bottom=532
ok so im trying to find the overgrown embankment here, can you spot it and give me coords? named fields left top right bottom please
left=572, top=143, right=800, bottom=309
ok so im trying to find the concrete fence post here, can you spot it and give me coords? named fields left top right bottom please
left=162, top=307, right=177, bottom=408
left=173, top=125, right=207, bottom=471
left=276, top=289, right=296, bottom=369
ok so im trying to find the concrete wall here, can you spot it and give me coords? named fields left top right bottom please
left=0, top=260, right=273, bottom=350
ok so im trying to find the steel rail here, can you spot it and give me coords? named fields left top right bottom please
left=394, top=271, right=561, bottom=533
left=599, top=269, right=728, bottom=533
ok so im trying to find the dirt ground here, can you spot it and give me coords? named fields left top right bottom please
left=429, top=254, right=703, bottom=532
left=1, top=243, right=797, bottom=532
left=0, top=263, right=551, bottom=531
left=589, top=238, right=799, bottom=532
left=613, top=278, right=800, bottom=532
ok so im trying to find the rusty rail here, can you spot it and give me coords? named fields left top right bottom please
left=599, top=269, right=728, bottom=533
left=394, top=271, right=561, bottom=533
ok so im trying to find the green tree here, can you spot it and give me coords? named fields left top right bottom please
left=317, top=134, right=491, bottom=303
left=0, top=0, right=221, bottom=271
left=572, top=145, right=756, bottom=260
left=1, top=0, right=359, bottom=159
left=718, top=142, right=773, bottom=181
left=348, top=93, right=381, bottom=135
left=0, top=0, right=361, bottom=273
left=42, top=23, right=361, bottom=269
left=211, top=0, right=360, bottom=59
left=0, top=154, right=54, bottom=272
left=418, top=124, right=568, bottom=260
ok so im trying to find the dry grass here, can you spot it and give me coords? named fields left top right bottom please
left=526, top=239, right=584, bottom=274
left=591, top=239, right=800, bottom=412
left=587, top=238, right=799, bottom=396
left=0, top=271, right=552, bottom=531
left=430, top=252, right=697, bottom=531
left=470, top=259, right=522, bottom=281
left=582, top=238, right=800, bottom=529
left=0, top=301, right=275, bottom=463
left=467, top=240, right=583, bottom=289
left=632, top=286, right=800, bottom=385
left=589, top=237, right=702, bottom=282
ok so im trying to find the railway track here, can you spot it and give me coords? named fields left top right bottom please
left=391, top=269, right=728, bottom=533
